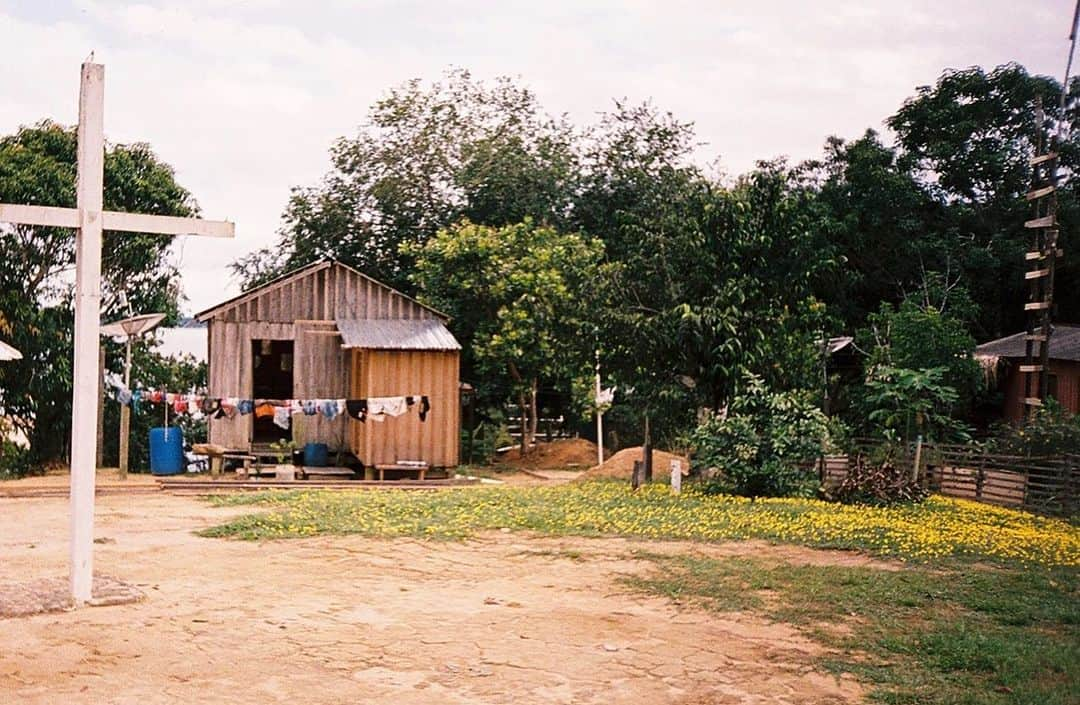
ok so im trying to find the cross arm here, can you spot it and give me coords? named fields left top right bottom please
left=0, top=203, right=234, bottom=238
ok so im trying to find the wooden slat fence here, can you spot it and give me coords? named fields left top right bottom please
left=822, top=442, right=1079, bottom=518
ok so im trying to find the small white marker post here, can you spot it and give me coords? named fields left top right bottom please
left=0, top=62, right=234, bottom=605
left=670, top=459, right=682, bottom=495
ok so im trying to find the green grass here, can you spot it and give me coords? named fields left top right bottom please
left=623, top=553, right=1079, bottom=704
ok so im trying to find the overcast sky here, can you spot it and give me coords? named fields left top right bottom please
left=0, top=1, right=1073, bottom=315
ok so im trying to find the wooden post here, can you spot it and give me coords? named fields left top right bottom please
left=911, top=434, right=923, bottom=484
left=118, top=336, right=132, bottom=480
left=642, top=414, right=653, bottom=483
left=70, top=62, right=106, bottom=604
left=631, top=460, right=642, bottom=490
left=595, top=350, right=604, bottom=466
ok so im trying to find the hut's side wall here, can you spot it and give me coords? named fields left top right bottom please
left=293, top=321, right=350, bottom=449
left=349, top=349, right=460, bottom=467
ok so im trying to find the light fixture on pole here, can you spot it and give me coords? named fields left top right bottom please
left=101, top=312, right=166, bottom=480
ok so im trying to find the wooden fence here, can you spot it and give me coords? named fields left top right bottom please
left=821, top=443, right=1079, bottom=518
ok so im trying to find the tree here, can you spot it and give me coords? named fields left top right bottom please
left=0, top=120, right=196, bottom=467
left=887, top=64, right=1080, bottom=338
left=234, top=70, right=579, bottom=293
left=408, top=219, right=603, bottom=452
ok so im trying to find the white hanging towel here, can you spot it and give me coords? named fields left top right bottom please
left=368, top=396, right=408, bottom=420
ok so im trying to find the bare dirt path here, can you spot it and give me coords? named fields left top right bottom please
left=0, top=493, right=864, bottom=704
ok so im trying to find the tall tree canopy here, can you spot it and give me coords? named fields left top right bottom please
left=0, top=120, right=197, bottom=463
left=233, top=69, right=579, bottom=293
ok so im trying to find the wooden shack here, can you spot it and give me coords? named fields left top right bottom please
left=195, top=260, right=461, bottom=468
left=975, top=323, right=1080, bottom=422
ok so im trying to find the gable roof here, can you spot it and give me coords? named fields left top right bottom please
left=337, top=319, right=461, bottom=351
left=195, top=259, right=448, bottom=323
left=975, top=324, right=1080, bottom=362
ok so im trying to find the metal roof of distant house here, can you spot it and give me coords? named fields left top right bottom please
left=975, top=324, right=1080, bottom=362
left=336, top=319, right=461, bottom=351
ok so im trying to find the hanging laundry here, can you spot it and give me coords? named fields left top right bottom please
left=116, top=386, right=133, bottom=406
left=237, top=399, right=255, bottom=416
left=419, top=395, right=430, bottom=422
left=131, top=389, right=142, bottom=413
left=368, top=396, right=408, bottom=419
left=200, top=397, right=220, bottom=416
left=302, top=400, right=318, bottom=416
left=273, top=406, right=291, bottom=430
left=336, top=399, right=347, bottom=417
left=255, top=402, right=276, bottom=418
left=173, top=398, right=188, bottom=414
left=319, top=399, right=341, bottom=420
left=345, top=399, right=367, bottom=422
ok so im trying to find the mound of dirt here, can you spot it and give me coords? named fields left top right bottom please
left=578, top=446, right=690, bottom=481
left=498, top=438, right=599, bottom=470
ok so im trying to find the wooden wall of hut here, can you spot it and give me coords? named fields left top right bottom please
left=202, top=261, right=446, bottom=451
left=349, top=349, right=460, bottom=468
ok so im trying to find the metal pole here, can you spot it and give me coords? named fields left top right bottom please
left=118, top=336, right=132, bottom=480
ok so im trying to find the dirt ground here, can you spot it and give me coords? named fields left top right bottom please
left=0, top=492, right=866, bottom=704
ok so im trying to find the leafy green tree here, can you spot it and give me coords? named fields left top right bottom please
left=861, top=366, right=970, bottom=443
left=0, top=120, right=196, bottom=467
left=234, top=70, right=579, bottom=292
left=887, top=64, right=1080, bottom=338
left=408, top=219, right=603, bottom=451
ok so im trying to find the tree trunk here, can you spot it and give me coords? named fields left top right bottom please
left=528, top=378, right=539, bottom=449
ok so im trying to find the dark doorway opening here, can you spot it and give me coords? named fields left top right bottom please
left=251, top=339, right=294, bottom=443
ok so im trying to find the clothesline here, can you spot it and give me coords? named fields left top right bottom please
left=105, top=380, right=430, bottom=428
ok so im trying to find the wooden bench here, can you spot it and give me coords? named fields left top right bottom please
left=297, top=466, right=356, bottom=480
left=373, top=463, right=429, bottom=481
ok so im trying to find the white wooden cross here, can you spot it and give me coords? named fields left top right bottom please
left=0, top=62, right=234, bottom=605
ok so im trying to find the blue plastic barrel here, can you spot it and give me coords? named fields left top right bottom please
left=149, top=427, right=185, bottom=475
left=303, top=442, right=329, bottom=467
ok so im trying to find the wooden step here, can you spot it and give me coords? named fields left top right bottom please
left=1024, top=301, right=1051, bottom=311
left=1025, top=248, right=1066, bottom=260
left=1025, top=215, right=1055, bottom=228
left=1023, top=397, right=1043, bottom=406
left=1025, top=268, right=1050, bottom=279
left=1030, top=152, right=1058, bottom=166
left=1018, top=365, right=1044, bottom=372
left=1026, top=185, right=1056, bottom=200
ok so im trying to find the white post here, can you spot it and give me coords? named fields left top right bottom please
left=70, top=62, right=105, bottom=605
left=118, top=336, right=132, bottom=480
left=595, top=350, right=603, bottom=466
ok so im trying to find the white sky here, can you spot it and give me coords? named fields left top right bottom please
left=0, top=0, right=1073, bottom=314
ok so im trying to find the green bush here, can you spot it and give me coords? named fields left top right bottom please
left=990, top=399, right=1080, bottom=456
left=689, top=374, right=829, bottom=497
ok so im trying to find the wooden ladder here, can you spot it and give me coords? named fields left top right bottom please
left=1021, top=98, right=1064, bottom=415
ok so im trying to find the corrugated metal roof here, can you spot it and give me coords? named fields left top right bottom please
left=336, top=319, right=461, bottom=351
left=975, top=324, right=1080, bottom=362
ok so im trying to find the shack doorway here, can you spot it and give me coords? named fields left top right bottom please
left=251, top=339, right=294, bottom=443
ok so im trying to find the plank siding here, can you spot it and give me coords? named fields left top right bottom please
left=203, top=262, right=458, bottom=458
left=349, top=349, right=459, bottom=468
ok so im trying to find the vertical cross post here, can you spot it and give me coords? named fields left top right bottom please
left=70, top=62, right=105, bottom=604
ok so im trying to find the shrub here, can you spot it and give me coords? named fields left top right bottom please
left=689, top=374, right=828, bottom=497
left=990, top=399, right=1080, bottom=456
